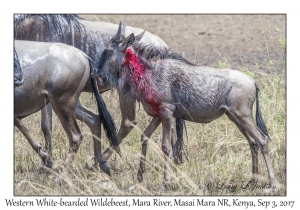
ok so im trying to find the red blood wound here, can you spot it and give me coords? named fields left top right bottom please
left=123, top=48, right=145, bottom=86
left=123, top=48, right=161, bottom=116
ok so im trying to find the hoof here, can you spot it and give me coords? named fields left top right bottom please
left=46, top=158, right=53, bottom=168
left=100, top=160, right=111, bottom=176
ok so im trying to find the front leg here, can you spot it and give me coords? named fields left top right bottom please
left=137, top=117, right=161, bottom=182
left=103, top=93, right=137, bottom=160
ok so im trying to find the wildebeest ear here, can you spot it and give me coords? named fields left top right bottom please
left=121, top=33, right=135, bottom=51
left=135, top=30, right=145, bottom=43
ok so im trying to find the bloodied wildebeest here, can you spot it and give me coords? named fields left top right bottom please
left=91, top=26, right=279, bottom=191
left=14, top=40, right=120, bottom=179
left=14, top=15, right=185, bottom=168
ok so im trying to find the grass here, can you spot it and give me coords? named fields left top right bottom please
left=14, top=61, right=286, bottom=196
left=14, top=15, right=286, bottom=196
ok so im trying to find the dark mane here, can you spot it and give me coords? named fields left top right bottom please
left=14, top=14, right=85, bottom=40
left=133, top=42, right=196, bottom=66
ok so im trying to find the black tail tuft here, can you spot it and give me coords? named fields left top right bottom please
left=89, top=59, right=120, bottom=154
left=255, top=84, right=269, bottom=138
left=173, top=118, right=188, bottom=164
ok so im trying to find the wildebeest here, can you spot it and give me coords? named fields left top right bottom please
left=14, top=40, right=119, bottom=178
left=91, top=31, right=278, bottom=191
left=14, top=47, right=23, bottom=87
left=14, top=15, right=185, bottom=167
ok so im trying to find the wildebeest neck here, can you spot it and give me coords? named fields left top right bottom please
left=122, top=47, right=161, bottom=117
left=123, top=47, right=147, bottom=86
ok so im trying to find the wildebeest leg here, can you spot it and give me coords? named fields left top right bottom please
left=51, top=101, right=83, bottom=181
left=137, top=117, right=161, bottom=182
left=226, top=111, right=277, bottom=189
left=74, top=99, right=111, bottom=176
left=160, top=108, right=173, bottom=191
left=103, top=97, right=137, bottom=160
left=41, top=104, right=53, bottom=160
left=226, top=113, right=259, bottom=181
left=14, top=117, right=53, bottom=168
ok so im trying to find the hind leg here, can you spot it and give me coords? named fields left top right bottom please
left=226, top=113, right=259, bottom=181
left=226, top=111, right=277, bottom=188
left=75, top=99, right=110, bottom=176
left=50, top=100, right=83, bottom=182
left=14, top=117, right=53, bottom=168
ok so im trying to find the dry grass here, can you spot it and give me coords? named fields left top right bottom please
left=14, top=15, right=286, bottom=196
left=14, top=71, right=286, bottom=196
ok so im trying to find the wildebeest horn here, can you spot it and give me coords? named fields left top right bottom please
left=121, top=21, right=126, bottom=36
left=135, top=30, right=145, bottom=43
left=116, top=21, right=122, bottom=40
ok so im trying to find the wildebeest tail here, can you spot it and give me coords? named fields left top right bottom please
left=173, top=118, right=188, bottom=164
left=255, top=84, right=270, bottom=138
left=89, top=59, right=120, bottom=154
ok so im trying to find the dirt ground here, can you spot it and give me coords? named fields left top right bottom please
left=80, top=14, right=286, bottom=75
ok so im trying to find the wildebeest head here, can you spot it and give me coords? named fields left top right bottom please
left=91, top=22, right=145, bottom=89
left=14, top=48, right=24, bottom=87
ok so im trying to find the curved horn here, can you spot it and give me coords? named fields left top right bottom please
left=135, top=30, right=145, bottom=43
left=115, top=21, right=122, bottom=40
left=121, top=21, right=126, bottom=36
